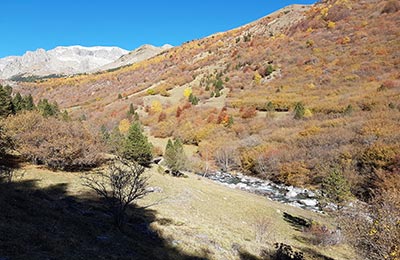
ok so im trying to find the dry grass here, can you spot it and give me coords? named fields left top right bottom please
left=5, top=164, right=356, bottom=260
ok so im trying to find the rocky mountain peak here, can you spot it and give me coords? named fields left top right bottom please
left=0, top=46, right=129, bottom=79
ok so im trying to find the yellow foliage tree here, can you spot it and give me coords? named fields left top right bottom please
left=183, top=87, right=192, bottom=98
left=253, top=71, right=262, bottom=85
left=304, top=108, right=313, bottom=118
left=118, top=119, right=130, bottom=134
left=151, top=100, right=163, bottom=113
left=327, top=21, right=336, bottom=29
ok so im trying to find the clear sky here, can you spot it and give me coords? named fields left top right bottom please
left=0, top=0, right=316, bottom=58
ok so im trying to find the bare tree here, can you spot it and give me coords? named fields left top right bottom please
left=82, top=157, right=149, bottom=229
left=214, top=146, right=238, bottom=172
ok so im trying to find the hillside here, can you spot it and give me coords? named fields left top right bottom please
left=0, top=164, right=354, bottom=260
left=2, top=1, right=399, bottom=258
left=13, top=0, right=399, bottom=189
left=97, top=44, right=173, bottom=72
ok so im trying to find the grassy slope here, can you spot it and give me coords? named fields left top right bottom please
left=0, top=164, right=355, bottom=260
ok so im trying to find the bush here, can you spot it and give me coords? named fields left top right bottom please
left=303, top=221, right=343, bottom=246
left=5, top=111, right=104, bottom=170
left=358, top=143, right=396, bottom=174
left=340, top=184, right=400, bottom=260
left=82, top=157, right=149, bottom=228
left=215, top=146, right=239, bottom=172
left=381, top=0, right=400, bottom=14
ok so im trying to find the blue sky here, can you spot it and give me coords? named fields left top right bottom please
left=0, top=0, right=316, bottom=58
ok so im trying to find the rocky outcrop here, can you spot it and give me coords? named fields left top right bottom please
left=0, top=46, right=129, bottom=79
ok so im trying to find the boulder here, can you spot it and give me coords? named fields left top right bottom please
left=286, top=190, right=299, bottom=198
left=299, top=199, right=318, bottom=207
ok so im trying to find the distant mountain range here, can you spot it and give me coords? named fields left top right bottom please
left=0, top=44, right=172, bottom=79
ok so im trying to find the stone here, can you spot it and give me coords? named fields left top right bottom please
left=299, top=199, right=318, bottom=207
left=286, top=190, right=299, bottom=198
left=236, top=183, right=248, bottom=189
left=146, top=186, right=163, bottom=193
left=307, top=190, right=317, bottom=197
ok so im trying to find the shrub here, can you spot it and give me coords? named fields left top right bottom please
left=252, top=217, right=273, bottom=243
left=240, top=106, right=257, bottom=119
left=82, top=157, right=149, bottom=228
left=279, top=161, right=310, bottom=186
left=5, top=111, right=104, bottom=170
left=381, top=0, right=400, bottom=14
left=214, top=146, right=239, bottom=172
left=118, top=119, right=131, bottom=134
left=340, top=184, right=400, bottom=260
left=303, top=221, right=343, bottom=246
left=358, top=143, right=396, bottom=174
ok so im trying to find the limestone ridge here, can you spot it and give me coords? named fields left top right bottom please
left=0, top=46, right=129, bottom=79
left=96, top=44, right=173, bottom=72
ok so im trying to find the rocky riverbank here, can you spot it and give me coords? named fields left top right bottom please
left=204, top=171, right=322, bottom=212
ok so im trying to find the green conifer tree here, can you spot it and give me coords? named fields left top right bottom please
left=127, top=103, right=135, bottom=118
left=38, top=99, right=59, bottom=117
left=12, top=92, right=24, bottom=112
left=0, top=85, right=14, bottom=117
left=321, top=168, right=351, bottom=209
left=123, top=122, right=153, bottom=166
left=23, top=94, right=35, bottom=111
left=294, top=102, right=305, bottom=119
left=164, top=138, right=187, bottom=176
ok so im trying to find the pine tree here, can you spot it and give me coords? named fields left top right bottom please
left=127, top=103, right=135, bottom=118
left=61, top=110, right=70, bottom=121
left=0, top=124, right=13, bottom=160
left=122, top=122, right=153, bottom=166
left=0, top=85, right=13, bottom=117
left=265, top=101, right=275, bottom=112
left=23, top=94, right=35, bottom=110
left=12, top=92, right=24, bottom=112
left=100, top=125, right=110, bottom=142
left=321, top=168, right=351, bottom=209
left=164, top=138, right=187, bottom=176
left=38, top=99, right=59, bottom=117
left=294, top=102, right=305, bottom=120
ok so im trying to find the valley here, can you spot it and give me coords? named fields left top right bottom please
left=1, top=0, right=399, bottom=259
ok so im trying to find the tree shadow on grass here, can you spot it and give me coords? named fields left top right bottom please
left=282, top=212, right=311, bottom=232
left=0, top=178, right=209, bottom=260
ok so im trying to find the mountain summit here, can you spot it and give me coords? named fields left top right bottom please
left=0, top=46, right=128, bottom=79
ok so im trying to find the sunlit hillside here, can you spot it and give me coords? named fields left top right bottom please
left=15, top=0, right=399, bottom=191
left=2, top=0, right=399, bottom=259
